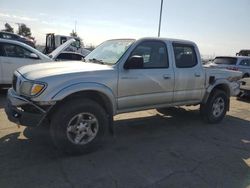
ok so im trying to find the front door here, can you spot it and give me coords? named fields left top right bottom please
left=118, top=40, right=174, bottom=111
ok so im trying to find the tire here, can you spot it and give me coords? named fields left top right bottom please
left=50, top=98, right=108, bottom=155
left=243, top=74, right=249, bottom=78
left=200, top=90, right=229, bottom=124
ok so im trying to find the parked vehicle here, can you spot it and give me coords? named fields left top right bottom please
left=54, top=51, right=85, bottom=61
left=0, top=31, right=36, bottom=48
left=43, top=33, right=90, bottom=57
left=5, top=38, right=242, bottom=154
left=236, top=50, right=250, bottom=57
left=238, top=78, right=250, bottom=97
left=206, top=56, right=250, bottom=78
left=0, top=38, right=84, bottom=87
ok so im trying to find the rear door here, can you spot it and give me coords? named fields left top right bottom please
left=172, top=43, right=205, bottom=103
left=0, top=42, right=43, bottom=84
left=118, top=40, right=174, bottom=110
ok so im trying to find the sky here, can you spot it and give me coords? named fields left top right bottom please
left=0, top=0, right=249, bottom=57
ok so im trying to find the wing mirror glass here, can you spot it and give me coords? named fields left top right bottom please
left=124, top=55, right=144, bottom=69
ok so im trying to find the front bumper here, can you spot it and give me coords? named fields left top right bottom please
left=5, top=88, right=48, bottom=127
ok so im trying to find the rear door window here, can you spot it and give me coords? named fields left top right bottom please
left=239, top=59, right=250, bottom=67
left=173, top=43, right=197, bottom=68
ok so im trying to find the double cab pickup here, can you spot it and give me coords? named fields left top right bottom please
left=5, top=38, right=242, bottom=154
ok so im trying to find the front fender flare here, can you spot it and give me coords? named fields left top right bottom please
left=49, top=82, right=117, bottom=114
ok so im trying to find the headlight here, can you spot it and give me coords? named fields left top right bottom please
left=20, top=81, right=46, bottom=97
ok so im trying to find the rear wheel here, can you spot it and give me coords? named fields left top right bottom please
left=50, top=98, right=108, bottom=154
left=243, top=74, right=249, bottom=78
left=200, top=90, right=229, bottom=123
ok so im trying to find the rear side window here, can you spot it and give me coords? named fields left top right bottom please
left=2, top=33, right=13, bottom=39
left=1, top=43, right=33, bottom=58
left=173, top=43, right=197, bottom=68
left=239, top=59, right=250, bottom=66
left=213, top=57, right=237, bottom=65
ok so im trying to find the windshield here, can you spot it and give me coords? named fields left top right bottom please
left=85, top=39, right=135, bottom=65
left=213, top=57, right=237, bottom=65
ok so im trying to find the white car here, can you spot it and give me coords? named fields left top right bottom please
left=206, top=56, right=250, bottom=78
left=0, top=38, right=78, bottom=87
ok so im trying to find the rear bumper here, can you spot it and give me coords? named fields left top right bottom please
left=5, top=88, right=49, bottom=127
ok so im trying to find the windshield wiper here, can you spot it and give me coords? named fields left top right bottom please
left=88, top=58, right=105, bottom=65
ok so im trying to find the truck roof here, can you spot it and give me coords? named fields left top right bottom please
left=106, top=37, right=197, bottom=45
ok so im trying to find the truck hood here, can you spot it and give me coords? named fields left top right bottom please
left=17, top=61, right=113, bottom=80
left=49, top=38, right=76, bottom=59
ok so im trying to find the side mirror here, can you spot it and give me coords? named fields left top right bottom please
left=29, top=53, right=39, bottom=59
left=124, top=55, right=144, bottom=69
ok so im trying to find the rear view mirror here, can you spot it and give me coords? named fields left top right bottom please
left=29, top=53, right=39, bottom=59
left=124, top=55, right=144, bottom=69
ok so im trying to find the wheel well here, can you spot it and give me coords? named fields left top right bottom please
left=202, top=83, right=230, bottom=104
left=243, top=73, right=249, bottom=78
left=212, top=84, right=230, bottom=97
left=48, top=90, right=114, bottom=119
left=46, top=90, right=115, bottom=134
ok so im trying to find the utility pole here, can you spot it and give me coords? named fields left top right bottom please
left=158, top=0, right=164, bottom=37
left=75, top=20, right=77, bottom=33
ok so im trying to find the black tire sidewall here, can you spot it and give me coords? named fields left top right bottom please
left=203, top=90, right=228, bottom=123
left=50, top=99, right=108, bottom=154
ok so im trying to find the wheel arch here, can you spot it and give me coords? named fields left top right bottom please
left=243, top=73, right=250, bottom=78
left=202, top=82, right=231, bottom=105
left=47, top=84, right=116, bottom=134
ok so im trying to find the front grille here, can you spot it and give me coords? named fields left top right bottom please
left=12, top=75, right=17, bottom=91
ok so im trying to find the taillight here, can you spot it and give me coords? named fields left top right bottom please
left=227, top=67, right=239, bottom=71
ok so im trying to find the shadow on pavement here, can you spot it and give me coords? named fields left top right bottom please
left=0, top=108, right=250, bottom=188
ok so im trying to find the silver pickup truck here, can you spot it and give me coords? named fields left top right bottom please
left=5, top=38, right=242, bottom=154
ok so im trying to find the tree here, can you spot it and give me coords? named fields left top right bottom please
left=2, top=23, right=14, bottom=33
left=17, top=24, right=31, bottom=37
left=70, top=30, right=78, bottom=37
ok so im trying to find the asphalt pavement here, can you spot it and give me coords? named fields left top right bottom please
left=0, top=89, right=250, bottom=188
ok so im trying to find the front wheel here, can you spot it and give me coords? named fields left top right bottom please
left=200, top=90, right=229, bottom=124
left=50, top=98, right=108, bottom=155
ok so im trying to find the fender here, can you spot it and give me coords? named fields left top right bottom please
left=47, top=82, right=117, bottom=114
left=202, top=78, right=231, bottom=104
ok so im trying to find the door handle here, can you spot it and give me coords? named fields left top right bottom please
left=194, top=73, right=201, bottom=77
left=163, top=75, right=171, bottom=80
